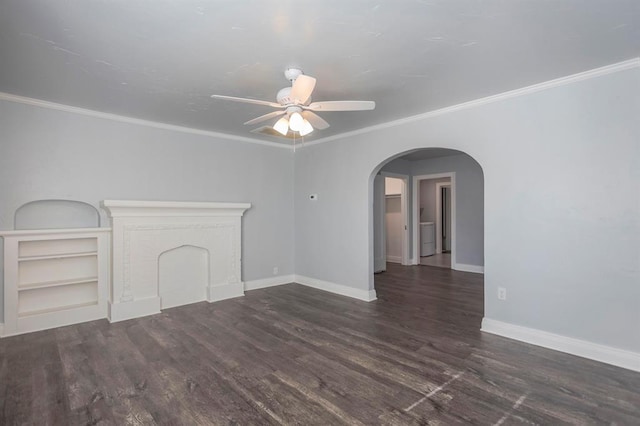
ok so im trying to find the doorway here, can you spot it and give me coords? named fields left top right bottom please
left=418, top=178, right=452, bottom=269
left=373, top=173, right=409, bottom=273
left=436, top=182, right=452, bottom=254
left=413, top=172, right=456, bottom=269
left=385, top=177, right=404, bottom=264
left=369, top=147, right=484, bottom=290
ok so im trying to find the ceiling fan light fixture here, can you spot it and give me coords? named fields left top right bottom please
left=273, top=117, right=289, bottom=135
left=299, top=119, right=314, bottom=136
left=212, top=67, right=375, bottom=138
left=288, top=112, right=304, bottom=131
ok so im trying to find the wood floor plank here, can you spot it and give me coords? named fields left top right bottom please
left=130, top=316, right=269, bottom=425
left=1, top=263, right=639, bottom=424
left=101, top=324, right=202, bottom=425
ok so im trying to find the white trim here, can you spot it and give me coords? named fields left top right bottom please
left=453, top=263, right=484, bottom=274
left=386, top=255, right=402, bottom=264
left=373, top=174, right=387, bottom=273
left=101, top=200, right=251, bottom=217
left=0, top=58, right=640, bottom=151
left=206, top=283, right=245, bottom=302
left=0, top=227, right=111, bottom=237
left=435, top=181, right=451, bottom=255
left=108, top=297, right=161, bottom=323
left=381, top=172, right=410, bottom=265
left=412, top=173, right=456, bottom=266
left=244, top=275, right=295, bottom=291
left=301, top=58, right=640, bottom=147
left=481, top=318, right=640, bottom=373
left=294, top=275, right=377, bottom=302
left=2, top=59, right=636, bottom=151
left=0, top=92, right=293, bottom=150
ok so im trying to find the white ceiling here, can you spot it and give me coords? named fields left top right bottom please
left=1, top=1, right=638, bottom=144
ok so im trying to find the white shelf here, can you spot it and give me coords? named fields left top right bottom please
left=18, top=251, right=98, bottom=262
left=0, top=228, right=111, bottom=237
left=2, top=227, right=109, bottom=337
left=18, top=277, right=98, bottom=291
left=18, top=300, right=98, bottom=318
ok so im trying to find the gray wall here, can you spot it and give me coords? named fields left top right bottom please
left=0, top=100, right=295, bottom=321
left=294, top=67, right=640, bottom=353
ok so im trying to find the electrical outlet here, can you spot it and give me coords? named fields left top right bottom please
left=498, top=287, right=507, bottom=301
left=273, top=267, right=279, bottom=275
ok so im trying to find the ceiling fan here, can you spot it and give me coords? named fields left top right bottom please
left=211, top=68, right=375, bottom=137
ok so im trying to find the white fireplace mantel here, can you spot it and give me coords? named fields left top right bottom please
left=102, top=200, right=251, bottom=217
left=102, top=200, right=251, bottom=322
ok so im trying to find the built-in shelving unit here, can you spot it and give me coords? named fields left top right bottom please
left=1, top=228, right=110, bottom=337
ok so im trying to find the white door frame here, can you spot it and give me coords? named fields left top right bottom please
left=373, top=174, right=387, bottom=272
left=412, top=172, right=456, bottom=266
left=435, top=182, right=452, bottom=254
left=381, top=172, right=410, bottom=265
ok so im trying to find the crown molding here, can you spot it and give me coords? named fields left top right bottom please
left=0, top=92, right=294, bottom=150
left=2, top=58, right=637, bottom=151
left=303, top=57, right=640, bottom=148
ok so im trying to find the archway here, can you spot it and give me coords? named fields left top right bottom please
left=369, top=147, right=485, bottom=318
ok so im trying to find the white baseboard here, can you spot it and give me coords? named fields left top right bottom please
left=294, top=275, right=377, bottom=302
left=481, top=318, right=640, bottom=372
left=386, top=255, right=402, bottom=264
left=108, top=297, right=161, bottom=323
left=453, top=263, right=484, bottom=274
left=207, top=282, right=244, bottom=302
left=245, top=275, right=295, bottom=291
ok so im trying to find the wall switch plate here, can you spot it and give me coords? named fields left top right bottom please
left=498, top=287, right=507, bottom=301
left=309, top=194, right=318, bottom=200
left=273, top=267, right=279, bottom=275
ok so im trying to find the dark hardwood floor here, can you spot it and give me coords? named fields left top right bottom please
left=1, top=263, right=639, bottom=425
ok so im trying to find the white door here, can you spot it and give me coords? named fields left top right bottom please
left=373, top=174, right=386, bottom=272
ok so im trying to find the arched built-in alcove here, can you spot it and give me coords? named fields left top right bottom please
left=158, top=245, right=210, bottom=309
left=15, top=199, right=100, bottom=230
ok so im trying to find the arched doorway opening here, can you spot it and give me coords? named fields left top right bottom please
left=369, top=147, right=485, bottom=324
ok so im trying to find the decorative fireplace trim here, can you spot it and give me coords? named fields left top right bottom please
left=101, top=200, right=251, bottom=322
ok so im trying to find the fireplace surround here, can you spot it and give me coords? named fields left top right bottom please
left=102, top=200, right=251, bottom=322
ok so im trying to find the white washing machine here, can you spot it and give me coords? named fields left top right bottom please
left=420, top=222, right=435, bottom=257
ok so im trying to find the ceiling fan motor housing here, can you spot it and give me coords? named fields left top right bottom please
left=277, top=87, right=311, bottom=106
left=276, top=87, right=293, bottom=105
left=284, top=68, right=303, bottom=82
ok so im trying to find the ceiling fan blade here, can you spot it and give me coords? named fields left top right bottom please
left=211, top=95, right=281, bottom=108
left=244, top=111, right=286, bottom=126
left=306, top=100, right=375, bottom=111
left=302, top=111, right=330, bottom=130
left=290, top=75, right=316, bottom=104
